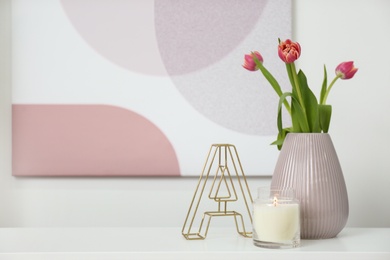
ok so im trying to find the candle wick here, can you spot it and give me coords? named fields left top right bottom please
left=273, top=196, right=278, bottom=207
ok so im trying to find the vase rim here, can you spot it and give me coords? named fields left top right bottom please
left=287, top=133, right=330, bottom=136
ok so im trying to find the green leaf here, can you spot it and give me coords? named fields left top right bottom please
left=320, top=65, right=328, bottom=105
left=276, top=91, right=309, bottom=133
left=319, top=104, right=332, bottom=133
left=272, top=92, right=296, bottom=150
left=276, top=92, right=293, bottom=134
left=271, top=128, right=291, bottom=150
left=296, top=70, right=320, bottom=132
left=291, top=96, right=309, bottom=132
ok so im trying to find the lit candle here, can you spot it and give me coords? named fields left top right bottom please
left=252, top=188, right=300, bottom=248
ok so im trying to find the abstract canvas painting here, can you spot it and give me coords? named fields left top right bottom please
left=11, top=0, right=291, bottom=176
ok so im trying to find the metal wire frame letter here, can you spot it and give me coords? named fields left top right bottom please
left=182, top=144, right=253, bottom=240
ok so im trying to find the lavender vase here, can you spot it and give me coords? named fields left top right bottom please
left=271, top=133, right=349, bottom=239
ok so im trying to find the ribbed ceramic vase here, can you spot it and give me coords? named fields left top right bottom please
left=271, top=133, right=349, bottom=239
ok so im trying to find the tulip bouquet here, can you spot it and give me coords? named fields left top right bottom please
left=243, top=39, right=358, bottom=149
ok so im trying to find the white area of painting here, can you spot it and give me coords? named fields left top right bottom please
left=11, top=0, right=279, bottom=176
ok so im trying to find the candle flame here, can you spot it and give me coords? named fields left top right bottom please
left=273, top=196, right=278, bottom=207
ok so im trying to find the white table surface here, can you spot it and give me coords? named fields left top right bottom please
left=0, top=227, right=389, bottom=260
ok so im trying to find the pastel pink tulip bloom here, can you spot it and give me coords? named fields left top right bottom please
left=243, top=51, right=263, bottom=71
left=335, top=61, right=358, bottom=79
left=278, top=39, right=301, bottom=64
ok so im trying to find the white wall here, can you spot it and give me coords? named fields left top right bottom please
left=293, top=0, right=390, bottom=227
left=0, top=0, right=389, bottom=228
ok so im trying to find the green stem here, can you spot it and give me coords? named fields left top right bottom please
left=289, top=63, right=305, bottom=109
left=322, top=75, right=340, bottom=105
left=285, top=63, right=296, bottom=91
left=253, top=58, right=292, bottom=115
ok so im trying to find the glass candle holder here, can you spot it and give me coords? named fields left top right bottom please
left=252, top=187, right=300, bottom=249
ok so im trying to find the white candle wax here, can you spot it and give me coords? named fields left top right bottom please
left=253, top=201, right=300, bottom=243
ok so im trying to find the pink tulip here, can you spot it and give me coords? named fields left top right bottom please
left=278, top=39, right=301, bottom=64
left=242, top=51, right=263, bottom=71
left=335, top=61, right=358, bottom=79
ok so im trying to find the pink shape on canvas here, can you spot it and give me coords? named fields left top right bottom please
left=12, top=104, right=180, bottom=176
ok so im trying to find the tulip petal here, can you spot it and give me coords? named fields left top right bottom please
left=242, top=51, right=263, bottom=71
left=335, top=61, right=358, bottom=79
left=278, top=39, right=301, bottom=64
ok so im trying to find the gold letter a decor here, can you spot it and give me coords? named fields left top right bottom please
left=182, top=144, right=253, bottom=240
